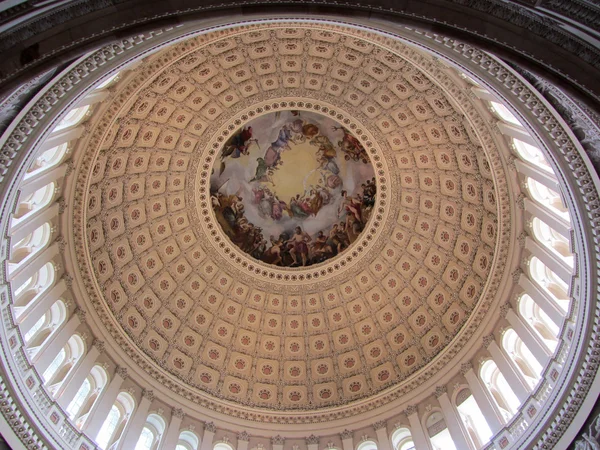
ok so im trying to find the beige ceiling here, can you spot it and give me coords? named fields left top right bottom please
left=71, top=22, right=509, bottom=416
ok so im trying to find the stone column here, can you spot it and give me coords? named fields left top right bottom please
left=84, top=366, right=127, bottom=438
left=272, top=435, right=285, bottom=450
left=159, top=408, right=184, bottom=450
left=18, top=164, right=67, bottom=197
left=518, top=274, right=563, bottom=327
left=514, top=159, right=560, bottom=192
left=436, top=387, right=473, bottom=450
left=32, top=308, right=83, bottom=373
left=406, top=406, right=431, bottom=450
left=17, top=277, right=66, bottom=334
left=506, top=307, right=552, bottom=366
left=462, top=363, right=504, bottom=433
left=200, top=422, right=216, bottom=450
left=485, top=337, right=530, bottom=403
left=307, top=435, right=319, bottom=450
left=10, top=202, right=59, bottom=244
left=39, top=125, right=84, bottom=152
left=523, top=198, right=571, bottom=237
left=237, top=431, right=250, bottom=450
left=525, top=237, right=572, bottom=284
left=340, top=430, right=353, bottom=450
left=9, top=242, right=59, bottom=288
left=56, top=339, right=103, bottom=408
left=373, top=421, right=391, bottom=450
left=116, top=389, right=154, bottom=450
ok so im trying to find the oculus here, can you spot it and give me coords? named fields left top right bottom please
left=210, top=110, right=376, bottom=267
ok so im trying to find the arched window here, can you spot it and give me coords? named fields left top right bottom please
left=95, top=392, right=135, bottom=449
left=67, top=379, right=90, bottom=419
left=356, top=440, right=378, bottom=450
left=11, top=182, right=56, bottom=225
left=391, top=427, right=415, bottom=450
left=177, top=430, right=199, bottom=450
left=9, top=222, right=52, bottom=269
left=24, top=143, right=69, bottom=179
left=53, top=105, right=90, bottom=132
left=43, top=334, right=85, bottom=396
left=526, top=178, right=570, bottom=222
left=518, top=293, right=559, bottom=350
left=97, top=405, right=121, bottom=450
left=480, top=360, right=520, bottom=421
left=425, top=411, right=456, bottom=450
left=502, top=329, right=543, bottom=387
left=67, top=365, right=108, bottom=425
left=24, top=299, right=67, bottom=353
left=490, top=101, right=521, bottom=126
left=529, top=256, right=570, bottom=311
left=455, top=388, right=493, bottom=448
left=531, top=217, right=573, bottom=267
left=512, top=139, right=552, bottom=173
left=135, top=427, right=155, bottom=450
left=13, top=261, right=55, bottom=310
left=42, top=348, right=65, bottom=384
left=214, top=442, right=235, bottom=450
left=135, top=413, right=165, bottom=450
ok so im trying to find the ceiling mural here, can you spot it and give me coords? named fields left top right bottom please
left=210, top=110, right=376, bottom=267
left=72, top=22, right=511, bottom=418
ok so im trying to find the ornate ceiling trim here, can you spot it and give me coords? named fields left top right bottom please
left=0, top=15, right=596, bottom=450
left=69, top=21, right=511, bottom=423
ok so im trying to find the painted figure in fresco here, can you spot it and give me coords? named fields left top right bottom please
left=250, top=157, right=274, bottom=184
left=311, top=231, right=333, bottom=261
left=211, top=112, right=377, bottom=268
left=287, top=226, right=312, bottom=266
left=219, top=126, right=256, bottom=175
left=332, top=125, right=369, bottom=163
left=289, top=194, right=308, bottom=218
left=264, top=123, right=295, bottom=167
left=263, top=235, right=284, bottom=265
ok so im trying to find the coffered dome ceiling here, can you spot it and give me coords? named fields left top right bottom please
left=72, top=22, right=511, bottom=418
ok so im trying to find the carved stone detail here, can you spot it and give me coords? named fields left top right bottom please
left=115, top=366, right=128, bottom=379
left=272, top=435, right=285, bottom=445
left=306, top=435, right=319, bottom=445
left=434, top=386, right=447, bottom=398
left=141, top=389, right=154, bottom=401
left=482, top=334, right=495, bottom=348
left=404, top=405, right=418, bottom=416
left=238, top=431, right=250, bottom=442
left=372, top=421, right=386, bottom=431
left=340, top=430, right=353, bottom=440
left=92, top=339, right=105, bottom=353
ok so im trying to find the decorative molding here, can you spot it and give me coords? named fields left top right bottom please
left=482, top=334, right=495, bottom=348
left=238, top=431, right=250, bottom=442
left=0, top=16, right=595, bottom=450
left=115, top=366, right=128, bottom=380
left=272, top=435, right=285, bottom=445
left=340, top=430, right=353, bottom=440
left=306, top=435, right=319, bottom=445
left=92, top=339, right=105, bottom=353
left=372, top=420, right=386, bottom=431
left=499, top=303, right=511, bottom=319
left=404, top=405, right=418, bottom=416
left=434, top=386, right=447, bottom=398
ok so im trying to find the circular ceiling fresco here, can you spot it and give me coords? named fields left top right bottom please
left=74, top=21, right=511, bottom=418
left=210, top=109, right=376, bottom=267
